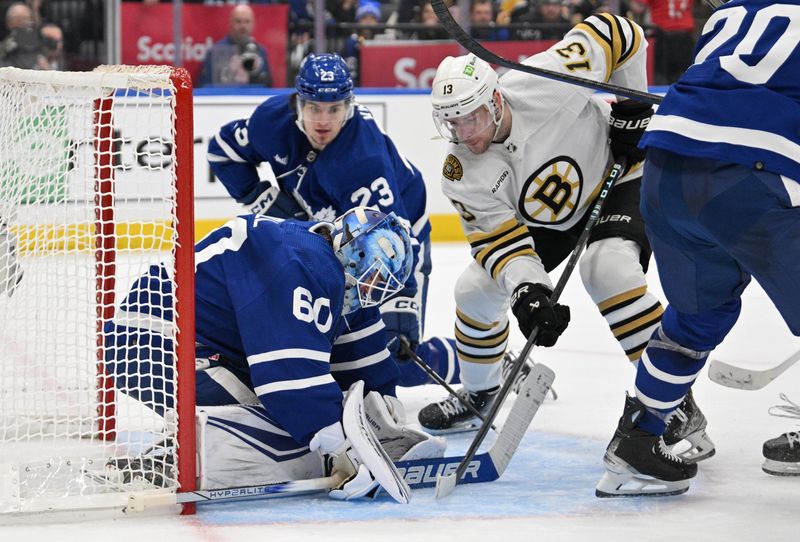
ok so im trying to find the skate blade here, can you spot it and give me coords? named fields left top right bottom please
left=762, top=459, right=800, bottom=476
left=421, top=420, right=481, bottom=435
left=672, top=431, right=716, bottom=464
left=595, top=470, right=690, bottom=498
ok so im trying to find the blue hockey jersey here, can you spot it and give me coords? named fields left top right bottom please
left=107, top=216, right=399, bottom=446
left=207, top=94, right=432, bottom=243
left=641, top=0, right=800, bottom=180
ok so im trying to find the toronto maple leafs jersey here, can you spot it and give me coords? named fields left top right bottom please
left=208, top=94, right=431, bottom=244
left=110, top=216, right=398, bottom=445
left=440, top=14, right=648, bottom=293
left=640, top=0, right=800, bottom=181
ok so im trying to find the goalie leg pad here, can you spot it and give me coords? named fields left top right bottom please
left=196, top=405, right=322, bottom=490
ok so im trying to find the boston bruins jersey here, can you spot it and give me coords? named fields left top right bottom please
left=441, top=14, right=648, bottom=291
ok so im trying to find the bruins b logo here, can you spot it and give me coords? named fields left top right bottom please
left=518, top=157, right=583, bottom=225
left=442, top=154, right=463, bottom=181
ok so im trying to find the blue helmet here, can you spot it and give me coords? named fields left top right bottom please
left=331, top=207, right=413, bottom=315
left=295, top=53, right=354, bottom=102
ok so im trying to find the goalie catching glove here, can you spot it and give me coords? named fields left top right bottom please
left=246, top=181, right=309, bottom=220
left=608, top=100, right=653, bottom=167
left=511, top=282, right=570, bottom=347
left=309, top=380, right=413, bottom=503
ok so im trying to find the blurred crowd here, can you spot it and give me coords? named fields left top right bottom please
left=0, top=0, right=707, bottom=87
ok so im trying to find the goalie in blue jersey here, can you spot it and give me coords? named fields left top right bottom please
left=207, top=52, right=460, bottom=390
left=597, top=0, right=800, bottom=497
left=104, top=207, right=445, bottom=501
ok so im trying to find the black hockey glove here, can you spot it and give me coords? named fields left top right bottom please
left=245, top=181, right=309, bottom=220
left=608, top=100, right=653, bottom=167
left=510, top=282, right=570, bottom=347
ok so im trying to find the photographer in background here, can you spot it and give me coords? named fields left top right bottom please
left=199, top=4, right=273, bottom=87
left=0, top=2, right=46, bottom=69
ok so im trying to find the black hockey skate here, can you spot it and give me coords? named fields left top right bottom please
left=662, top=389, right=715, bottom=464
left=762, top=394, right=800, bottom=476
left=763, top=431, right=800, bottom=476
left=417, top=386, right=499, bottom=434
left=501, top=350, right=558, bottom=399
left=596, top=394, right=697, bottom=498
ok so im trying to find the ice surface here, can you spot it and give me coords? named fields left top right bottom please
left=3, top=243, right=798, bottom=541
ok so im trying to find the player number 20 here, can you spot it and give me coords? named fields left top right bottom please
left=696, top=4, right=800, bottom=85
left=293, top=287, right=333, bottom=333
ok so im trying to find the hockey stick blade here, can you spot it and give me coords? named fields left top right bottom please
left=435, top=363, right=555, bottom=498
left=708, top=349, right=800, bottom=391
left=430, top=0, right=662, bottom=105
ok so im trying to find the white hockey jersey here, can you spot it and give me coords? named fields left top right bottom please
left=440, top=14, right=648, bottom=292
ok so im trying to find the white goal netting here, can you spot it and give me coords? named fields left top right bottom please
left=0, top=66, right=194, bottom=514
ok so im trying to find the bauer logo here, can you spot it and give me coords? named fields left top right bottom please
left=397, top=459, right=482, bottom=486
left=443, top=154, right=463, bottom=181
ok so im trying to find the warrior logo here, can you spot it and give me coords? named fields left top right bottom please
left=442, top=154, right=463, bottom=181
left=518, top=156, right=583, bottom=225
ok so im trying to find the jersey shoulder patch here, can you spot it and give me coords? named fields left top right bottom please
left=442, top=153, right=464, bottom=182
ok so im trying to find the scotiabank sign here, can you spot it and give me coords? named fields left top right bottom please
left=121, top=3, right=288, bottom=87
left=360, top=40, right=655, bottom=87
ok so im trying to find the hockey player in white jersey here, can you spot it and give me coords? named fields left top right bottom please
left=104, top=207, right=444, bottom=501
left=420, top=13, right=714, bottom=458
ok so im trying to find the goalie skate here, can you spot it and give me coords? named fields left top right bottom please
left=596, top=395, right=697, bottom=498
left=417, top=386, right=498, bottom=434
left=91, top=439, right=176, bottom=490
left=662, top=389, right=715, bottom=464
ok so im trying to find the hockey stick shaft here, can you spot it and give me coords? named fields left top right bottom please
left=436, top=161, right=626, bottom=497
left=708, top=348, right=800, bottom=390
left=431, top=0, right=662, bottom=105
left=399, top=337, right=499, bottom=432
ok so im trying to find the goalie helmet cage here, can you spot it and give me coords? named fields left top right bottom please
left=0, top=65, right=196, bottom=515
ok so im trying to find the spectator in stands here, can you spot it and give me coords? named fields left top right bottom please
left=0, top=2, right=45, bottom=69
left=39, top=21, right=62, bottom=70
left=569, top=0, right=632, bottom=24
left=640, top=0, right=696, bottom=85
left=469, top=0, right=509, bottom=40
left=510, top=0, right=571, bottom=41
left=199, top=4, right=273, bottom=87
left=405, top=0, right=448, bottom=40
left=342, top=0, right=382, bottom=83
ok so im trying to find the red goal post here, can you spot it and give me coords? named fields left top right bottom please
left=0, top=65, right=196, bottom=514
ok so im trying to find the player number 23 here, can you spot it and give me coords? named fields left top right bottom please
left=293, top=287, right=333, bottom=333
left=350, top=177, right=395, bottom=207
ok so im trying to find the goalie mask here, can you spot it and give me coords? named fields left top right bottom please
left=295, top=53, right=355, bottom=149
left=331, top=207, right=413, bottom=315
left=430, top=54, right=504, bottom=151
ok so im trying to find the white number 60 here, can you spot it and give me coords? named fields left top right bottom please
left=293, top=287, right=333, bottom=333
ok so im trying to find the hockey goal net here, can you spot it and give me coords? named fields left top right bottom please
left=0, top=65, right=195, bottom=514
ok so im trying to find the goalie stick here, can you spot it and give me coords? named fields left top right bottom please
left=111, top=363, right=554, bottom=511
left=708, top=349, right=800, bottom=391
left=435, top=161, right=626, bottom=499
left=430, top=0, right=662, bottom=105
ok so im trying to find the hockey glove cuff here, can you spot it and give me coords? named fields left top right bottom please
left=510, top=282, right=570, bottom=347
left=608, top=100, right=653, bottom=167
left=381, top=295, right=421, bottom=361
left=247, top=181, right=308, bottom=220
